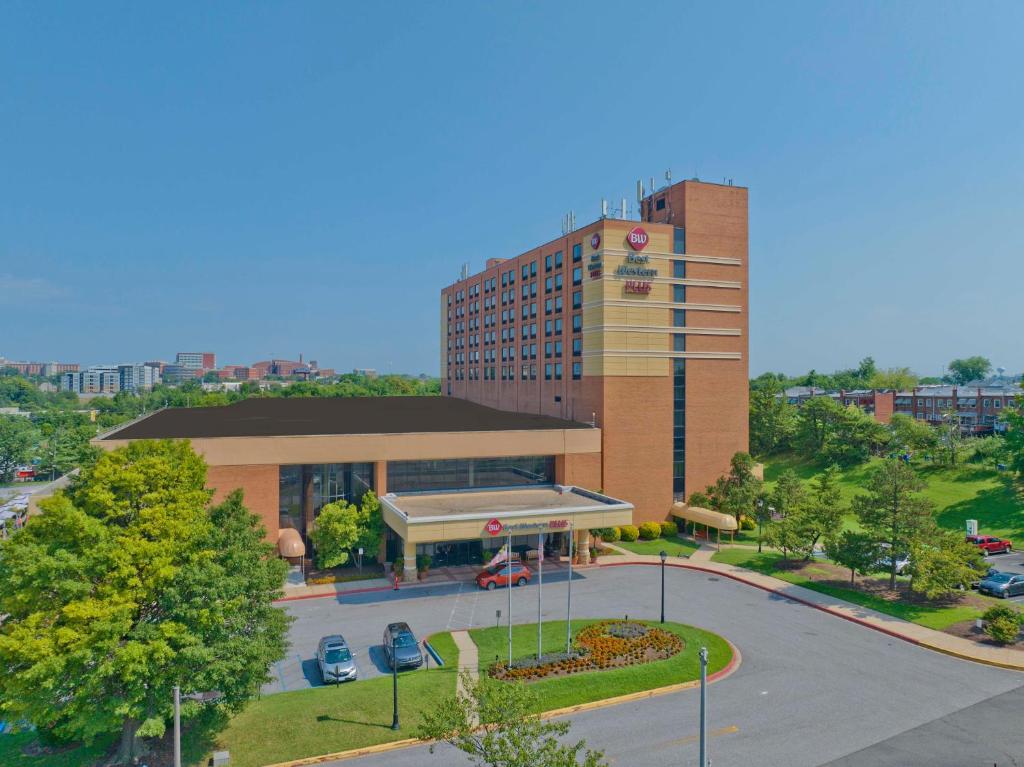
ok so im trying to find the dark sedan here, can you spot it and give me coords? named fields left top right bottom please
left=978, top=572, right=1024, bottom=599
left=383, top=622, right=423, bottom=670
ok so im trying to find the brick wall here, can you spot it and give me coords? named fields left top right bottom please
left=207, top=464, right=280, bottom=541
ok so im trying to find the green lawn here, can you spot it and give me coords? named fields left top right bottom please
left=614, top=537, right=700, bottom=558
left=711, top=548, right=984, bottom=630
left=761, top=453, right=1022, bottom=539
left=469, top=619, right=731, bottom=712
left=209, top=648, right=458, bottom=767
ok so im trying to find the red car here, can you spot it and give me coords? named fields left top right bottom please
left=476, top=561, right=532, bottom=590
left=966, top=535, right=1013, bottom=555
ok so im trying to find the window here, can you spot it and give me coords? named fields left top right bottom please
left=522, top=344, right=528, bottom=360
left=530, top=302, right=537, bottom=318
left=555, top=251, right=563, bottom=268
left=545, top=255, right=552, bottom=271
left=995, top=400, right=1002, bottom=409
left=522, top=284, right=529, bottom=299
left=572, top=290, right=582, bottom=309
left=530, top=282, right=537, bottom=297
left=572, top=361, right=582, bottom=380
left=555, top=318, right=563, bottom=334
left=673, top=309, right=686, bottom=327
left=530, top=343, right=537, bottom=359
left=545, top=364, right=552, bottom=380
left=572, top=243, right=582, bottom=262
left=673, top=285, right=686, bottom=303
left=554, top=340, right=562, bottom=356
left=530, top=261, right=537, bottom=277
left=554, top=363, right=563, bottom=380
left=530, top=364, right=537, bottom=380
left=545, top=299, right=553, bottom=314
left=545, top=342, right=553, bottom=358
left=572, top=338, right=581, bottom=356
left=656, top=197, right=665, bottom=210
left=555, top=274, right=563, bottom=290
left=572, top=267, right=582, bottom=285
left=673, top=334, right=686, bottom=352
left=522, top=265, right=529, bottom=280
left=673, top=261, right=686, bottom=278
left=502, top=272, right=507, bottom=287
left=983, top=399, right=991, bottom=408
left=522, top=364, right=529, bottom=380
left=555, top=296, right=563, bottom=312
left=572, top=314, right=582, bottom=332
left=545, top=277, right=553, bottom=293
left=521, top=305, right=528, bottom=320
left=673, top=227, right=685, bottom=254
left=530, top=323, right=537, bottom=338
left=545, top=320, right=553, bottom=336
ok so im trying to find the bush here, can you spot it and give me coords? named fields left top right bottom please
left=983, top=605, right=1022, bottom=644
left=739, top=514, right=756, bottom=531
left=592, top=527, right=619, bottom=542
left=619, top=525, right=639, bottom=542
left=659, top=521, right=678, bottom=538
left=638, top=522, right=662, bottom=540
left=392, top=556, right=404, bottom=574
left=416, top=554, right=433, bottom=572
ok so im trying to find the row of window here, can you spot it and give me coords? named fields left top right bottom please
left=450, top=362, right=583, bottom=382
left=448, top=339, right=581, bottom=367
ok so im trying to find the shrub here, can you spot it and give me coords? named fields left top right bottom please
left=739, top=514, right=756, bottom=531
left=392, top=556, right=404, bottom=574
left=638, top=522, right=662, bottom=540
left=983, top=605, right=1022, bottom=645
left=602, top=527, right=621, bottom=542
left=416, top=554, right=433, bottom=572
left=619, top=525, right=639, bottom=542
left=659, top=521, right=678, bottom=538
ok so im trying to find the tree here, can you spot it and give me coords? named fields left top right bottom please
left=0, top=415, right=38, bottom=483
left=353, top=490, right=384, bottom=560
left=820, top=405, right=889, bottom=467
left=937, top=407, right=963, bottom=466
left=1005, top=399, right=1024, bottom=478
left=795, top=396, right=844, bottom=454
left=791, top=464, right=845, bottom=560
left=418, top=672, right=607, bottom=767
left=749, top=381, right=797, bottom=456
left=982, top=605, right=1022, bottom=645
left=908, top=531, right=986, bottom=599
left=35, top=413, right=98, bottom=480
left=825, top=530, right=879, bottom=585
left=868, top=367, right=918, bottom=391
left=711, top=453, right=762, bottom=522
left=308, top=501, right=360, bottom=569
left=888, top=413, right=938, bottom=454
left=0, top=440, right=289, bottom=763
left=851, top=459, right=936, bottom=589
left=764, top=470, right=806, bottom=559
left=945, top=356, right=992, bottom=385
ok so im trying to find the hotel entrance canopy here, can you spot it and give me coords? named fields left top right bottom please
left=380, top=485, right=633, bottom=544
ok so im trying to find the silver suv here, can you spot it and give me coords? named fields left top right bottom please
left=317, top=634, right=357, bottom=684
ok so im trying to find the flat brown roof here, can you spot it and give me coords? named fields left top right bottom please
left=102, top=396, right=595, bottom=440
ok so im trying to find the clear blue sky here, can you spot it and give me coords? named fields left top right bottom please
left=3, top=1, right=1022, bottom=377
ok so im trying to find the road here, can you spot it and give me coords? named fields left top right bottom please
left=275, top=564, right=1024, bottom=766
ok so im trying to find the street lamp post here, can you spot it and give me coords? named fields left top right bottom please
left=698, top=646, right=709, bottom=767
left=391, top=634, right=400, bottom=731
left=566, top=522, right=574, bottom=654
left=659, top=550, right=667, bottom=623
left=173, top=688, right=221, bottom=767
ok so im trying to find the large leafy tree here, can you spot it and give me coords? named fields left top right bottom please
left=851, top=459, right=936, bottom=589
left=749, top=380, right=797, bottom=456
left=945, top=356, right=992, bottom=385
left=764, top=470, right=806, bottom=559
left=888, top=413, right=938, bottom=454
left=794, top=396, right=844, bottom=454
left=791, top=464, right=845, bottom=560
left=0, top=440, right=289, bottom=763
left=0, top=415, right=39, bottom=483
left=419, top=672, right=607, bottom=767
left=308, top=501, right=360, bottom=568
left=908, top=531, right=986, bottom=599
left=1005, top=399, right=1024, bottom=478
left=708, top=453, right=762, bottom=523
left=868, top=367, right=918, bottom=391
left=825, top=530, right=879, bottom=585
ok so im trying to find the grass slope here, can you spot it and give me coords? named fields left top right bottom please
left=614, top=537, right=701, bottom=557
left=712, top=548, right=983, bottom=630
left=470, top=619, right=731, bottom=712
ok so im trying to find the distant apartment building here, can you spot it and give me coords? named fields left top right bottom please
left=893, top=384, right=1021, bottom=434
left=249, top=356, right=334, bottom=380
left=161, top=364, right=201, bottom=384
left=781, top=386, right=895, bottom=423
left=353, top=368, right=379, bottom=378
left=0, top=357, right=79, bottom=376
left=61, top=364, right=160, bottom=394
left=175, top=352, right=216, bottom=370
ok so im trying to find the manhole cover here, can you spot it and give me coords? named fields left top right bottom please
left=707, top=577, right=720, bottom=582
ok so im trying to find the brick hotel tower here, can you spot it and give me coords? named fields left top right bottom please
left=440, top=179, right=749, bottom=523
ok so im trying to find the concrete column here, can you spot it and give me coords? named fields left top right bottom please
left=576, top=528, right=591, bottom=565
left=402, top=538, right=418, bottom=582
left=374, top=461, right=388, bottom=564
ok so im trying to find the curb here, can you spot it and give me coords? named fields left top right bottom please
left=601, top=560, right=1024, bottom=672
left=259, top=635, right=742, bottom=767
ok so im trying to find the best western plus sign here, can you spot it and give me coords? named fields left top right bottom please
left=486, top=518, right=504, bottom=535
left=626, top=226, right=649, bottom=250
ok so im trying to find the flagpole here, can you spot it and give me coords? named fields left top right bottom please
left=537, top=532, right=543, bottom=660
left=566, top=521, right=573, bottom=654
left=507, top=531, right=513, bottom=666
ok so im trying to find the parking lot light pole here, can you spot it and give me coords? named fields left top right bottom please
left=566, top=522, right=574, bottom=654
left=391, top=635, right=400, bottom=731
left=507, top=532, right=513, bottom=666
left=659, top=550, right=667, bottom=623
left=173, top=685, right=180, bottom=767
left=699, top=646, right=708, bottom=767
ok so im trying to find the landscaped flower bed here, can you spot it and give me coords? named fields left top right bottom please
left=489, top=620, right=683, bottom=681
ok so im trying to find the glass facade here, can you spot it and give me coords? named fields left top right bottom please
left=278, top=463, right=375, bottom=536
left=387, top=455, right=554, bottom=494
left=672, top=227, right=686, bottom=500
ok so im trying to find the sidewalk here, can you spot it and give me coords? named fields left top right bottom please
left=600, top=548, right=1024, bottom=671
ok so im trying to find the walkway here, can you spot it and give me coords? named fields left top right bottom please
left=601, top=547, right=1024, bottom=671
left=451, top=630, right=479, bottom=704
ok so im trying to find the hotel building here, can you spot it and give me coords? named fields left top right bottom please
left=440, top=179, right=749, bottom=522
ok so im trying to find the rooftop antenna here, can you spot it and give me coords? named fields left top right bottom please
left=601, top=198, right=608, bottom=218
left=570, top=210, right=576, bottom=232
left=621, top=197, right=627, bottom=219
left=665, top=168, right=672, bottom=186
left=636, top=179, right=644, bottom=203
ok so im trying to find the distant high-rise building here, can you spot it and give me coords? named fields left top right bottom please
left=118, top=363, right=161, bottom=392
left=176, top=352, right=216, bottom=370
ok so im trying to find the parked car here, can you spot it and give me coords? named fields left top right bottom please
left=966, top=535, right=1013, bottom=556
left=978, top=572, right=1024, bottom=599
left=317, top=635, right=357, bottom=684
left=383, top=622, right=423, bottom=670
left=875, top=543, right=910, bottom=575
left=972, top=567, right=1001, bottom=589
left=476, top=561, right=532, bottom=590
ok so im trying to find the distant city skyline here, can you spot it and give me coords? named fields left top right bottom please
left=3, top=2, right=1022, bottom=377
